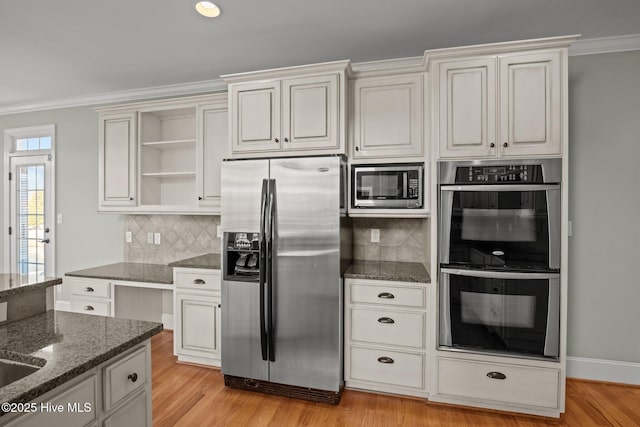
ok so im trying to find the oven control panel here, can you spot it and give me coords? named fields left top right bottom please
left=456, top=165, right=543, bottom=183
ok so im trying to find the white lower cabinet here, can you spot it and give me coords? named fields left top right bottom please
left=345, top=278, right=429, bottom=398
left=66, top=277, right=113, bottom=317
left=6, top=342, right=152, bottom=427
left=173, top=268, right=221, bottom=367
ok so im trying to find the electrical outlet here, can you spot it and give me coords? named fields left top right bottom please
left=125, top=231, right=132, bottom=243
left=154, top=232, right=161, bottom=245
left=147, top=232, right=154, bottom=244
left=217, top=225, right=222, bottom=238
left=371, top=228, right=380, bottom=243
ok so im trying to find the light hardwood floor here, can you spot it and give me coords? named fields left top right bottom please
left=151, top=331, right=640, bottom=426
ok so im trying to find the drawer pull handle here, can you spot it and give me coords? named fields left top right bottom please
left=193, top=279, right=206, bottom=285
left=127, top=373, right=138, bottom=383
left=377, top=317, right=395, bottom=324
left=85, top=287, right=94, bottom=292
left=377, top=292, right=395, bottom=299
left=377, top=357, right=395, bottom=364
left=84, top=305, right=94, bottom=311
left=487, top=371, right=506, bottom=380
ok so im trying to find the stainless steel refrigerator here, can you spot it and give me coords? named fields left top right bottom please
left=220, top=155, right=351, bottom=404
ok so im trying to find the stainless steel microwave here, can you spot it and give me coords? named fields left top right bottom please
left=352, top=163, right=423, bottom=209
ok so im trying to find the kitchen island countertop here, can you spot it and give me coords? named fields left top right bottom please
left=0, top=310, right=162, bottom=407
left=0, top=274, right=62, bottom=299
left=344, top=260, right=430, bottom=283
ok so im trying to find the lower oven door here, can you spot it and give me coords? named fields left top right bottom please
left=439, top=268, right=560, bottom=360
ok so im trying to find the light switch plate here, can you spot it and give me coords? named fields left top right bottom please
left=217, top=225, right=222, bottom=238
left=125, top=231, right=132, bottom=243
left=56, top=213, right=63, bottom=224
left=154, top=232, right=161, bottom=245
left=371, top=228, right=380, bottom=243
left=147, top=232, right=154, bottom=244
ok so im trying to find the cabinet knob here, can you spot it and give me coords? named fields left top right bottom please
left=377, top=317, right=395, bottom=324
left=354, top=146, right=360, bottom=151
left=84, top=305, right=94, bottom=311
left=85, top=287, right=94, bottom=293
left=503, top=142, right=508, bottom=148
left=377, top=292, right=395, bottom=299
left=127, top=373, right=138, bottom=383
left=129, top=197, right=134, bottom=201
left=193, top=279, right=206, bottom=285
left=486, top=371, right=507, bottom=380
left=218, top=304, right=221, bottom=308
left=490, top=143, right=495, bottom=148
left=377, top=356, right=395, bottom=364
left=274, top=138, right=279, bottom=143
left=284, top=138, right=289, bottom=143
left=198, top=196, right=203, bottom=200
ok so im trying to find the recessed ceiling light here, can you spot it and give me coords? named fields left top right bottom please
left=195, top=1, right=221, bottom=18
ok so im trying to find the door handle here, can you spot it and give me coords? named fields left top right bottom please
left=39, top=238, right=50, bottom=244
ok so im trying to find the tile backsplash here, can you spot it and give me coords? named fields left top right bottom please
left=352, top=218, right=429, bottom=265
left=124, top=215, right=221, bottom=264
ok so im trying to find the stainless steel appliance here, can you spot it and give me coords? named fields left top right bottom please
left=220, top=155, right=350, bottom=404
left=352, top=163, right=423, bottom=209
left=438, top=159, right=562, bottom=360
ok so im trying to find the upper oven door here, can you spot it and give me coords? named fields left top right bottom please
left=353, top=164, right=423, bottom=208
left=440, top=184, right=561, bottom=271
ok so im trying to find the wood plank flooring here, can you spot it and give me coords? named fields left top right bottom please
left=151, top=331, right=640, bottom=426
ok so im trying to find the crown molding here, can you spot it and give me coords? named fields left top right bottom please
left=2, top=34, right=640, bottom=116
left=569, top=33, right=640, bottom=56
left=0, top=79, right=227, bottom=116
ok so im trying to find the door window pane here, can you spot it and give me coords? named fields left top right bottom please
left=16, top=164, right=45, bottom=279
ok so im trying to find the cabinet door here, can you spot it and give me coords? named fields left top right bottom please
left=98, top=113, right=137, bottom=206
left=176, top=293, right=220, bottom=359
left=498, top=51, right=562, bottom=157
left=103, top=391, right=149, bottom=427
left=230, top=81, right=281, bottom=153
left=197, top=103, right=228, bottom=209
left=352, top=74, right=424, bottom=158
left=282, top=74, right=339, bottom=151
left=438, top=58, right=497, bottom=159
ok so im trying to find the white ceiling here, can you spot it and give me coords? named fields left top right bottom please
left=1, top=0, right=639, bottom=111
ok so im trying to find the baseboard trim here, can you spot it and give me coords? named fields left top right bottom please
left=55, top=300, right=71, bottom=312
left=567, top=356, right=640, bottom=385
left=161, top=313, right=174, bottom=330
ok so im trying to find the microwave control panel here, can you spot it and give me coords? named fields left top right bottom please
left=456, top=165, right=544, bottom=183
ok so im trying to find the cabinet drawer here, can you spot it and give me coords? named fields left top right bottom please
left=437, top=358, right=559, bottom=409
left=103, top=346, right=147, bottom=411
left=69, top=279, right=110, bottom=298
left=350, top=282, right=426, bottom=308
left=175, top=270, right=220, bottom=291
left=70, top=298, right=110, bottom=316
left=349, top=346, right=424, bottom=389
left=7, top=375, right=97, bottom=427
left=351, top=308, right=424, bottom=348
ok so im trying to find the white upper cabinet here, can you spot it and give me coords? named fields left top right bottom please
left=351, top=73, right=424, bottom=159
left=434, top=45, right=566, bottom=159
left=99, top=112, right=137, bottom=207
left=96, top=94, right=227, bottom=214
left=224, top=60, right=349, bottom=158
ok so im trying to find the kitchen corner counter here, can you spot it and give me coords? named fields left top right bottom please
left=65, top=262, right=174, bottom=284
left=344, top=261, right=430, bottom=283
left=168, top=253, right=221, bottom=269
left=0, top=275, right=62, bottom=299
left=0, top=310, right=162, bottom=406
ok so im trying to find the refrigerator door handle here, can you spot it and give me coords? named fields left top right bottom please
left=259, top=179, right=268, bottom=361
left=267, top=179, right=276, bottom=362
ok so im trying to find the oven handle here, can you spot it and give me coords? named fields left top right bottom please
left=441, top=268, right=560, bottom=280
left=440, top=184, right=559, bottom=192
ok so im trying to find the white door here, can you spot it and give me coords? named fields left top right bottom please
left=438, top=58, right=497, bottom=159
left=9, top=155, right=54, bottom=279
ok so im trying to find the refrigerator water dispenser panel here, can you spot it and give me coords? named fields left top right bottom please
left=224, top=232, right=260, bottom=281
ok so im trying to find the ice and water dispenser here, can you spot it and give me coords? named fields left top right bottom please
left=223, top=232, right=260, bottom=282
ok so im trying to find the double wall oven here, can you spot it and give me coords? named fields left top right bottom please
left=438, top=159, right=562, bottom=360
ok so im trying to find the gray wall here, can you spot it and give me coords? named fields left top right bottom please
left=0, top=107, right=124, bottom=302
left=568, top=51, right=640, bottom=363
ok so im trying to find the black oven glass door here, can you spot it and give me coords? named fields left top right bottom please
left=439, top=268, right=560, bottom=359
left=440, top=184, right=560, bottom=270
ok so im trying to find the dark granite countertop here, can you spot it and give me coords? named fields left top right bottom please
left=344, top=261, right=431, bottom=283
left=0, top=311, right=162, bottom=407
left=168, top=253, right=221, bottom=269
left=0, top=275, right=62, bottom=299
left=65, top=262, right=174, bottom=284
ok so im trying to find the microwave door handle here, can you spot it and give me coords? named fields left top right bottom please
left=402, top=172, right=407, bottom=198
left=440, top=184, right=560, bottom=192
left=441, top=268, right=560, bottom=280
